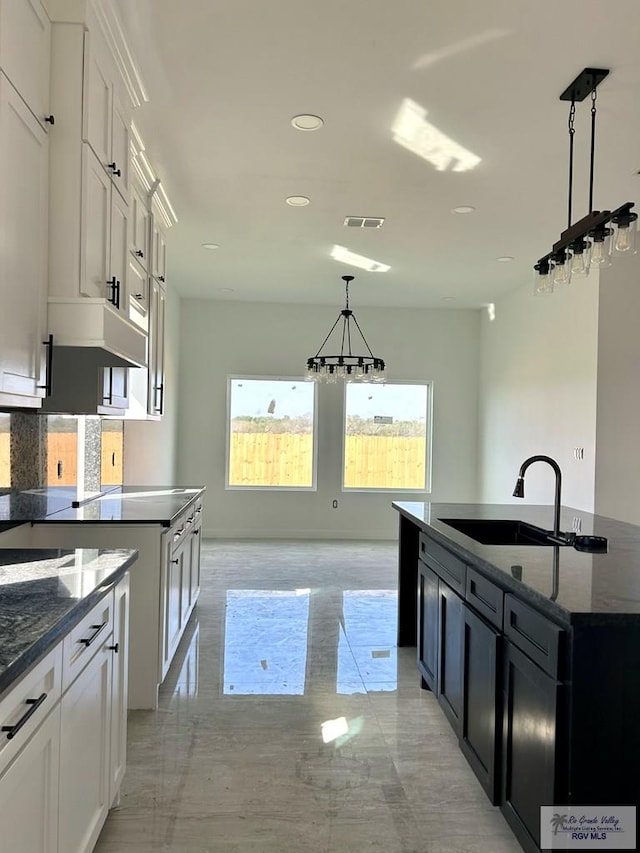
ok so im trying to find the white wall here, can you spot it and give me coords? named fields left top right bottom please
left=123, top=287, right=181, bottom=485
left=177, top=300, right=481, bottom=539
left=478, top=275, right=599, bottom=512
left=594, top=251, right=640, bottom=523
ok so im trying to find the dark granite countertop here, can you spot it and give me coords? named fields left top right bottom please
left=393, top=501, right=640, bottom=626
left=40, top=487, right=205, bottom=527
left=0, top=486, right=115, bottom=524
left=0, top=547, right=137, bottom=696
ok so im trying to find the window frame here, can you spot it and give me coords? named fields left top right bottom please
left=340, top=379, right=433, bottom=494
left=225, top=374, right=319, bottom=492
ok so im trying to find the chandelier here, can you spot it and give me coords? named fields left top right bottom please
left=534, top=67, right=637, bottom=295
left=306, top=275, right=386, bottom=383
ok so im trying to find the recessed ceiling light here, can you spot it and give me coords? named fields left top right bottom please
left=291, top=114, right=324, bottom=131
left=441, top=296, right=457, bottom=302
left=451, top=205, right=476, bottom=214
left=201, top=242, right=220, bottom=249
left=496, top=255, right=514, bottom=262
left=331, top=245, right=390, bottom=272
left=215, top=287, right=234, bottom=294
left=286, top=195, right=310, bottom=206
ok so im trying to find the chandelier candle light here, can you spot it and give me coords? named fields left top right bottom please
left=306, top=275, right=386, bottom=383
left=534, top=67, right=637, bottom=295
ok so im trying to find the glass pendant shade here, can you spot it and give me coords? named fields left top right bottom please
left=589, top=226, right=612, bottom=267
left=568, top=239, right=591, bottom=278
left=551, top=251, right=571, bottom=287
left=533, top=261, right=553, bottom=295
left=612, top=213, right=638, bottom=254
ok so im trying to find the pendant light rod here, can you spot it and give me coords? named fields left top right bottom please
left=567, top=98, right=576, bottom=228
left=589, top=86, right=597, bottom=214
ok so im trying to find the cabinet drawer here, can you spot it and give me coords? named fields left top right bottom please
left=466, top=567, right=504, bottom=630
left=419, top=533, right=466, bottom=595
left=62, top=591, right=114, bottom=691
left=504, top=595, right=563, bottom=678
left=0, top=641, right=62, bottom=775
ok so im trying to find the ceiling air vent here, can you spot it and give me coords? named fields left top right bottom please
left=344, top=216, right=385, bottom=229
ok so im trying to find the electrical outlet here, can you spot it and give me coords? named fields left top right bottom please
left=572, top=516, right=582, bottom=532
left=574, top=447, right=585, bottom=460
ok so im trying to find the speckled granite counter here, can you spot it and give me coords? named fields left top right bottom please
left=393, top=501, right=640, bottom=627
left=0, top=548, right=137, bottom=696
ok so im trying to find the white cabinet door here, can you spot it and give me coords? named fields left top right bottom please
left=0, top=72, right=48, bottom=406
left=151, top=216, right=167, bottom=283
left=80, top=143, right=111, bottom=300
left=0, top=0, right=51, bottom=127
left=110, top=185, right=129, bottom=312
left=82, top=30, right=111, bottom=168
left=129, top=182, right=150, bottom=268
left=0, top=705, right=61, bottom=853
left=110, top=88, right=130, bottom=200
left=59, top=639, right=112, bottom=853
left=189, top=521, right=202, bottom=604
left=109, top=574, right=129, bottom=804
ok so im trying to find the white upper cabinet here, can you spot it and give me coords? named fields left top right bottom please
left=151, top=199, right=167, bottom=284
left=0, top=0, right=52, bottom=128
left=80, top=142, right=111, bottom=300
left=0, top=71, right=49, bottom=407
left=129, top=180, right=150, bottom=269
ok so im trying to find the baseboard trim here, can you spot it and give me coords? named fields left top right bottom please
left=202, top=527, right=398, bottom=541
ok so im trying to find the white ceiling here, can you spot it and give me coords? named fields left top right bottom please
left=115, top=0, right=640, bottom=309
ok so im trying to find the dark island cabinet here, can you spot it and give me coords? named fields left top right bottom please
left=417, top=559, right=439, bottom=691
left=461, top=605, right=501, bottom=804
left=437, top=579, right=464, bottom=735
left=501, top=641, right=562, bottom=853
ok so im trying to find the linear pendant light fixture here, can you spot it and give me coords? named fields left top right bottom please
left=306, top=276, right=386, bottom=383
left=534, top=68, right=637, bottom=295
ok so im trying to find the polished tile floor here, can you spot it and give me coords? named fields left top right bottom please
left=95, top=540, right=522, bottom=853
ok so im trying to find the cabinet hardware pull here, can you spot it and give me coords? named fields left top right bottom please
left=171, top=558, right=179, bottom=564
left=112, top=452, right=116, bottom=466
left=2, top=693, right=47, bottom=740
left=114, top=279, right=121, bottom=309
left=37, top=334, right=54, bottom=397
left=155, top=383, right=164, bottom=413
left=78, top=622, right=107, bottom=647
left=187, top=516, right=194, bottom=524
left=158, top=275, right=165, bottom=282
left=134, top=293, right=144, bottom=300
left=108, top=276, right=117, bottom=305
left=135, top=249, right=144, bottom=258
left=44, top=115, right=55, bottom=125
left=108, top=643, right=120, bottom=653
left=108, top=162, right=122, bottom=177
left=193, top=528, right=200, bottom=536
left=57, top=459, right=63, bottom=480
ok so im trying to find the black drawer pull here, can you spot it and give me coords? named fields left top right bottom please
left=469, top=579, right=497, bottom=613
left=2, top=693, right=47, bottom=740
left=78, top=622, right=107, bottom=647
left=44, top=114, right=55, bottom=125
left=171, top=558, right=179, bottom=565
left=108, top=643, right=119, bottom=653
left=135, top=249, right=144, bottom=258
left=37, top=334, right=54, bottom=397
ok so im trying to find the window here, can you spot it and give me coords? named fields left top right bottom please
left=227, top=377, right=317, bottom=489
left=342, top=381, right=432, bottom=491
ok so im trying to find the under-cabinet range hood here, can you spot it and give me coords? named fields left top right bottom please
left=47, top=298, right=147, bottom=368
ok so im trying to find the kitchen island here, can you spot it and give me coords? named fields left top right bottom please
left=394, top=501, right=640, bottom=853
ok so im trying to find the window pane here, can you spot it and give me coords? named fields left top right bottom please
left=343, top=383, right=429, bottom=490
left=228, top=378, right=316, bottom=488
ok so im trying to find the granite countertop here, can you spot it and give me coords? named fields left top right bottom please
left=0, top=547, right=137, bottom=696
left=3, top=486, right=205, bottom=528
left=41, top=486, right=204, bottom=526
left=394, top=501, right=640, bottom=626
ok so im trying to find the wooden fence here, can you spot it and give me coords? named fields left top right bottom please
left=229, top=433, right=426, bottom=488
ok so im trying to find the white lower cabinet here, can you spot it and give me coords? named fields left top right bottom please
left=0, top=574, right=130, bottom=853
left=59, top=639, right=112, bottom=853
left=0, top=705, right=61, bottom=853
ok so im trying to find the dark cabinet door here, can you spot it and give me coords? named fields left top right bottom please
left=461, top=605, right=501, bottom=804
left=437, top=580, right=463, bottom=735
left=417, top=560, right=439, bottom=691
left=501, top=641, right=561, bottom=852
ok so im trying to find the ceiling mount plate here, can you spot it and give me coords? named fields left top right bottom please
left=560, top=67, right=609, bottom=102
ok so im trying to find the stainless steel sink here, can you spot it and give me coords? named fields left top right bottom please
left=438, top=518, right=569, bottom=546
